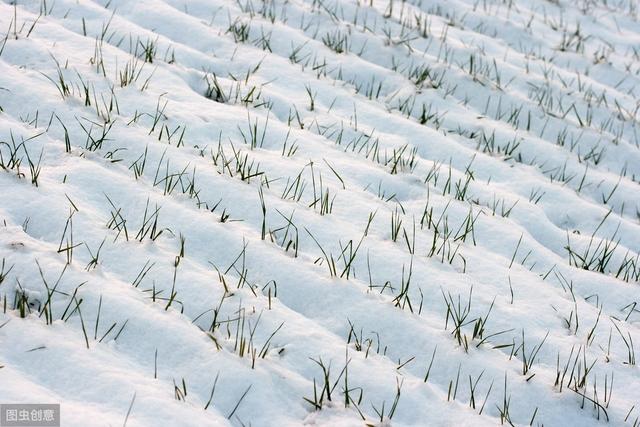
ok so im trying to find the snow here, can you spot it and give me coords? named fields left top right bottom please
left=0, top=0, right=639, bottom=425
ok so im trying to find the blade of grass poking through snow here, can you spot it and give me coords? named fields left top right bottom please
left=122, top=392, right=136, bottom=427
left=227, top=385, right=252, bottom=419
left=204, top=372, right=220, bottom=410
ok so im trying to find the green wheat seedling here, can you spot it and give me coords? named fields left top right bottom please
left=12, top=281, right=31, bottom=319
left=442, top=287, right=475, bottom=351
left=233, top=148, right=265, bottom=184
left=586, top=306, right=602, bottom=346
left=201, top=70, right=267, bottom=108
left=129, top=146, right=149, bottom=179
left=545, top=161, right=577, bottom=186
left=0, top=259, right=14, bottom=286
left=621, top=302, right=640, bottom=322
left=305, top=84, right=316, bottom=111
left=514, top=330, right=549, bottom=379
left=84, top=238, right=106, bottom=271
left=227, top=18, right=250, bottom=43
left=131, top=260, right=155, bottom=289
left=54, top=120, right=75, bottom=155
left=330, top=128, right=382, bottom=163
left=555, top=345, right=612, bottom=420
left=554, top=345, right=596, bottom=392
left=0, top=131, right=33, bottom=178
left=337, top=233, right=365, bottom=280
left=122, top=392, right=136, bottom=427
left=392, top=92, right=416, bottom=118
left=204, top=73, right=228, bottom=103
left=58, top=284, right=91, bottom=348
left=466, top=369, right=488, bottom=410
left=134, top=198, right=168, bottom=242
left=40, top=55, right=71, bottom=99
left=362, top=180, right=396, bottom=203
left=227, top=305, right=284, bottom=368
left=415, top=100, right=435, bottom=126
left=551, top=302, right=580, bottom=336
left=192, top=293, right=228, bottom=344
left=390, top=207, right=402, bottom=242
left=565, top=230, right=619, bottom=275
left=496, top=373, right=514, bottom=426
left=570, top=382, right=610, bottom=422
left=73, top=72, right=94, bottom=107
left=528, top=187, right=546, bottom=204
left=303, top=356, right=349, bottom=411
left=614, top=251, right=640, bottom=283
left=134, top=36, right=158, bottom=63
left=427, top=226, right=465, bottom=270
left=305, top=227, right=337, bottom=277
left=258, top=186, right=268, bottom=241
left=391, top=259, right=417, bottom=312
left=76, top=117, right=115, bottom=152
left=35, top=261, right=67, bottom=325
left=353, top=75, right=384, bottom=100
left=20, top=140, right=44, bottom=187
left=473, top=300, right=514, bottom=349
left=371, top=377, right=404, bottom=423
left=453, top=207, right=480, bottom=244
left=0, top=19, right=10, bottom=57
left=280, top=130, right=299, bottom=157
left=386, top=144, right=418, bottom=175
left=269, top=209, right=299, bottom=257
left=306, top=224, right=365, bottom=280
left=363, top=209, right=378, bottom=236
left=288, top=41, right=311, bottom=64
left=227, top=384, right=252, bottom=420
left=261, top=280, right=278, bottom=310
left=280, top=167, right=308, bottom=202
left=117, top=57, right=153, bottom=88
left=181, top=167, right=200, bottom=201
left=90, top=37, right=107, bottom=76
left=556, top=24, right=589, bottom=54
left=308, top=163, right=335, bottom=215
left=564, top=210, right=639, bottom=281
left=36, top=260, right=119, bottom=347
left=611, top=319, right=636, bottom=365
left=476, top=130, right=522, bottom=160
left=173, top=377, right=188, bottom=401
left=93, top=295, right=128, bottom=343
left=401, top=217, right=417, bottom=254
left=601, top=177, right=621, bottom=206
left=151, top=150, right=192, bottom=196
left=213, top=141, right=265, bottom=184
left=407, top=63, right=445, bottom=89
left=154, top=121, right=187, bottom=146
left=239, top=112, right=269, bottom=150
left=346, top=320, right=389, bottom=358
left=251, top=27, right=273, bottom=52
left=105, top=194, right=130, bottom=242
left=57, top=207, right=81, bottom=265
left=203, top=372, right=220, bottom=410
left=551, top=269, right=577, bottom=301
left=138, top=257, right=183, bottom=313
left=322, top=29, right=350, bottom=54
left=146, top=96, right=168, bottom=135
left=213, top=239, right=261, bottom=296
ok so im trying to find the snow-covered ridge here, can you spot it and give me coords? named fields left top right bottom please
left=0, top=0, right=639, bottom=425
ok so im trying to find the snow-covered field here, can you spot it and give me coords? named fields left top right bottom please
left=0, top=0, right=639, bottom=425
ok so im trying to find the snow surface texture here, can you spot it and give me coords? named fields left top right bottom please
left=0, top=0, right=639, bottom=425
